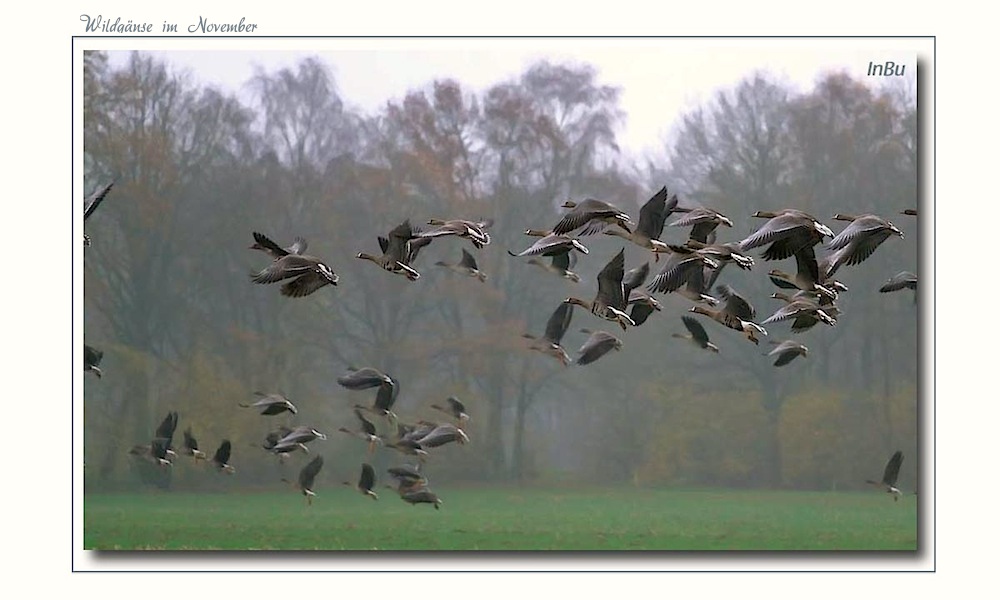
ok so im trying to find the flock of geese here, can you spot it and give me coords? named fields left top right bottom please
left=83, top=180, right=916, bottom=504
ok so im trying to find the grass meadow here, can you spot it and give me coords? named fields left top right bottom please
left=84, top=486, right=917, bottom=551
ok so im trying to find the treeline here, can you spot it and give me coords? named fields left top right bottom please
left=83, top=50, right=917, bottom=492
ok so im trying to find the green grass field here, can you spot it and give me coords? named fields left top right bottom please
left=84, top=487, right=918, bottom=551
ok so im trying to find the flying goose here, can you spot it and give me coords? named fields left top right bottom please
left=344, top=463, right=379, bottom=500
left=602, top=186, right=676, bottom=257
left=767, top=291, right=840, bottom=332
left=523, top=301, right=575, bottom=366
left=739, top=209, right=834, bottom=260
left=250, top=233, right=339, bottom=297
left=767, top=245, right=839, bottom=301
left=763, top=292, right=838, bottom=330
left=866, top=450, right=904, bottom=501
left=435, top=248, right=488, bottom=282
left=879, top=271, right=917, bottom=294
left=239, top=392, right=297, bottom=416
left=181, top=428, right=207, bottom=460
left=431, top=396, right=470, bottom=423
left=689, top=284, right=767, bottom=344
left=387, top=465, right=428, bottom=495
left=83, top=181, right=114, bottom=246
left=509, top=229, right=590, bottom=258
left=823, top=213, right=904, bottom=277
left=565, top=248, right=636, bottom=330
left=84, top=344, right=103, bottom=378
left=128, top=412, right=178, bottom=467
left=763, top=339, right=809, bottom=367
left=337, top=366, right=393, bottom=391
left=211, top=440, right=236, bottom=474
left=671, top=315, right=720, bottom=353
left=285, top=455, right=324, bottom=505
left=353, top=377, right=400, bottom=423
left=338, top=408, right=384, bottom=455
left=129, top=438, right=173, bottom=467
left=668, top=205, right=734, bottom=244
left=575, top=328, right=624, bottom=366
left=356, top=220, right=422, bottom=281
left=399, top=486, right=443, bottom=509
left=900, top=209, right=918, bottom=216
left=411, top=423, right=470, bottom=449
left=420, top=218, right=493, bottom=248
left=627, top=289, right=663, bottom=326
left=553, top=198, right=633, bottom=236
left=153, top=411, right=179, bottom=460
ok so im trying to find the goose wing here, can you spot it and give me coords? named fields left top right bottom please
left=882, top=450, right=903, bottom=487
left=880, top=271, right=917, bottom=292
left=359, top=463, right=377, bottom=491
left=154, top=411, right=179, bottom=443
left=739, top=214, right=806, bottom=250
left=84, top=181, right=115, bottom=220
left=84, top=344, right=103, bottom=368
left=553, top=199, right=623, bottom=236
left=576, top=331, right=621, bottom=366
left=636, top=186, right=669, bottom=239
left=459, top=248, right=479, bottom=270
left=828, top=215, right=884, bottom=250
left=251, top=231, right=289, bottom=257
left=299, top=455, right=324, bottom=489
left=793, top=246, right=821, bottom=287
left=716, top=285, right=755, bottom=320
left=622, top=262, right=650, bottom=295
left=337, top=367, right=390, bottom=390
left=281, top=270, right=334, bottom=297
left=183, top=428, right=199, bottom=452
left=251, top=254, right=318, bottom=284
left=544, top=301, right=574, bottom=345
left=681, top=315, right=711, bottom=346
left=213, top=440, right=232, bottom=465
left=374, top=378, right=399, bottom=412
left=354, top=408, right=378, bottom=436
left=595, top=248, right=627, bottom=310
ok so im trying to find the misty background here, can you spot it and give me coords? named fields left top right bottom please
left=82, top=49, right=918, bottom=493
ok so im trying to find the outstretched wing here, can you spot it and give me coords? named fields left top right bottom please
left=544, top=301, right=574, bottom=345
left=183, top=428, right=199, bottom=451
left=596, top=248, right=627, bottom=310
left=251, top=231, right=289, bottom=257
left=287, top=236, right=308, bottom=255
left=447, top=396, right=467, bottom=414
left=716, top=284, right=755, bottom=320
left=459, top=248, right=479, bottom=270
left=84, top=181, right=115, bottom=220
left=84, top=344, right=103, bottom=367
left=636, top=186, right=669, bottom=240
left=155, top=411, right=179, bottom=443
left=359, top=463, right=376, bottom=491
left=576, top=331, right=620, bottom=366
left=374, top=378, right=399, bottom=412
left=213, top=440, right=232, bottom=465
left=882, top=450, right=903, bottom=487
left=681, top=315, right=711, bottom=346
left=354, top=408, right=378, bottom=436
left=299, top=455, right=324, bottom=489
left=337, top=367, right=389, bottom=390
left=622, top=262, right=650, bottom=296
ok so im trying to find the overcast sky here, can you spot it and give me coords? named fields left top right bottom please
left=102, top=38, right=924, bottom=158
